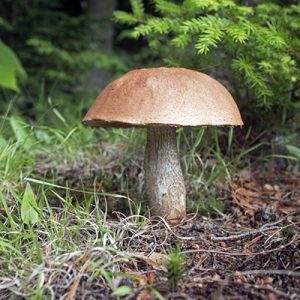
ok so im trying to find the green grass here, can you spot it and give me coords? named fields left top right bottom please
left=0, top=106, right=298, bottom=298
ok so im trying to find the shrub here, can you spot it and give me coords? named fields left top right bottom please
left=114, top=0, right=300, bottom=121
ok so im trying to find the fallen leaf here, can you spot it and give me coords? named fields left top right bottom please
left=131, top=253, right=169, bottom=272
left=137, top=289, right=156, bottom=300
left=263, top=277, right=273, bottom=284
left=264, top=184, right=274, bottom=192
left=267, top=293, right=278, bottom=300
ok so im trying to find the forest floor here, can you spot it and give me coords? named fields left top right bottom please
left=1, top=164, right=299, bottom=300
left=0, top=123, right=299, bottom=299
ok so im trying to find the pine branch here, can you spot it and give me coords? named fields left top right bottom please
left=113, top=11, right=138, bottom=25
left=130, top=0, right=144, bottom=19
left=154, top=0, right=182, bottom=16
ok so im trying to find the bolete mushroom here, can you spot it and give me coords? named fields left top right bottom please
left=82, top=67, right=243, bottom=224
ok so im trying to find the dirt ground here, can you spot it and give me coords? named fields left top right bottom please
left=111, top=169, right=300, bottom=300
left=51, top=168, right=300, bottom=299
left=2, top=160, right=299, bottom=300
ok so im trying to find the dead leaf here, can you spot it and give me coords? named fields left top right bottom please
left=137, top=289, right=156, bottom=300
left=131, top=252, right=169, bottom=272
left=148, top=272, right=156, bottom=285
left=66, top=259, right=90, bottom=300
left=263, top=277, right=273, bottom=284
left=267, top=293, right=278, bottom=300
left=235, top=272, right=247, bottom=284
left=191, top=243, right=200, bottom=249
left=264, top=184, right=274, bottom=192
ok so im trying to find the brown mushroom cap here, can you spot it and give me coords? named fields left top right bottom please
left=82, top=67, right=243, bottom=128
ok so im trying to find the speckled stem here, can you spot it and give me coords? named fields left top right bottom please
left=144, top=126, right=186, bottom=224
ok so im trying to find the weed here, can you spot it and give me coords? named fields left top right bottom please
left=281, top=225, right=295, bottom=243
left=166, top=248, right=185, bottom=292
left=189, top=193, right=227, bottom=216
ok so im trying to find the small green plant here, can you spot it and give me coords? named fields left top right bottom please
left=0, top=40, right=26, bottom=91
left=0, top=17, right=26, bottom=91
left=281, top=225, right=295, bottom=243
left=21, top=183, right=40, bottom=225
left=190, top=193, right=227, bottom=216
left=286, top=145, right=300, bottom=162
left=269, top=144, right=300, bottom=163
left=166, top=247, right=185, bottom=292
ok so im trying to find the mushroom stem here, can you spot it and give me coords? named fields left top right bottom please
left=144, top=126, right=186, bottom=224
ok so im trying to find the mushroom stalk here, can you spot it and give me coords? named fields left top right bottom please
left=144, top=126, right=186, bottom=224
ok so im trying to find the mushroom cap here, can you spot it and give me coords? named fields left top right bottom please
left=82, top=67, right=243, bottom=128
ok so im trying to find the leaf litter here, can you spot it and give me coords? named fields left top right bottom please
left=0, top=152, right=299, bottom=299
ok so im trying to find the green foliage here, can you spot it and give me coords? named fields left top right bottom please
left=281, top=225, right=295, bottom=243
left=0, top=40, right=26, bottom=91
left=130, top=0, right=144, bottom=19
left=0, top=1, right=129, bottom=109
left=21, top=183, right=39, bottom=225
left=114, top=1, right=300, bottom=113
left=111, top=286, right=132, bottom=297
left=191, top=194, right=227, bottom=216
left=166, top=248, right=185, bottom=292
left=25, top=37, right=127, bottom=85
left=9, top=116, right=34, bottom=151
left=286, top=145, right=300, bottom=161
left=0, top=16, right=11, bottom=30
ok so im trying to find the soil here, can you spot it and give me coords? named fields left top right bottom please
left=31, top=157, right=300, bottom=300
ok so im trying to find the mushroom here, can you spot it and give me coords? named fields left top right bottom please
left=82, top=67, right=243, bottom=224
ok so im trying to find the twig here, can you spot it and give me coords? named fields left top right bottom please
left=210, top=226, right=281, bottom=241
left=175, top=209, right=199, bottom=226
left=233, top=269, right=300, bottom=277
left=191, top=276, right=292, bottom=299
left=183, top=233, right=298, bottom=256
left=154, top=216, right=194, bottom=241
left=241, top=283, right=291, bottom=299
left=66, top=259, right=90, bottom=300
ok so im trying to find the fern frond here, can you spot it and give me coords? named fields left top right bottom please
left=226, top=21, right=254, bottom=43
left=258, top=26, right=287, bottom=49
left=181, top=18, right=203, bottom=34
left=291, top=4, right=300, bottom=14
left=184, top=0, right=220, bottom=12
left=153, top=0, right=182, bottom=16
left=195, top=25, right=224, bottom=54
left=181, top=15, right=227, bottom=34
left=232, top=56, right=273, bottom=99
left=133, top=24, right=152, bottom=38
left=172, top=34, right=192, bottom=48
left=27, top=38, right=73, bottom=64
left=256, top=3, right=280, bottom=15
left=149, top=18, right=176, bottom=35
left=130, top=0, right=144, bottom=19
left=116, top=29, right=137, bottom=40
left=258, top=61, right=274, bottom=74
left=133, top=18, right=178, bottom=38
left=113, top=11, right=138, bottom=25
left=179, top=16, right=228, bottom=54
left=233, top=5, right=253, bottom=15
left=219, top=0, right=235, bottom=9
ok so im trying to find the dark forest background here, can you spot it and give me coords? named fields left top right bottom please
left=0, top=0, right=299, bottom=170
left=1, top=0, right=299, bottom=130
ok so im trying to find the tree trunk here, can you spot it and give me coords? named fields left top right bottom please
left=144, top=126, right=186, bottom=224
left=86, top=0, right=116, bottom=89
